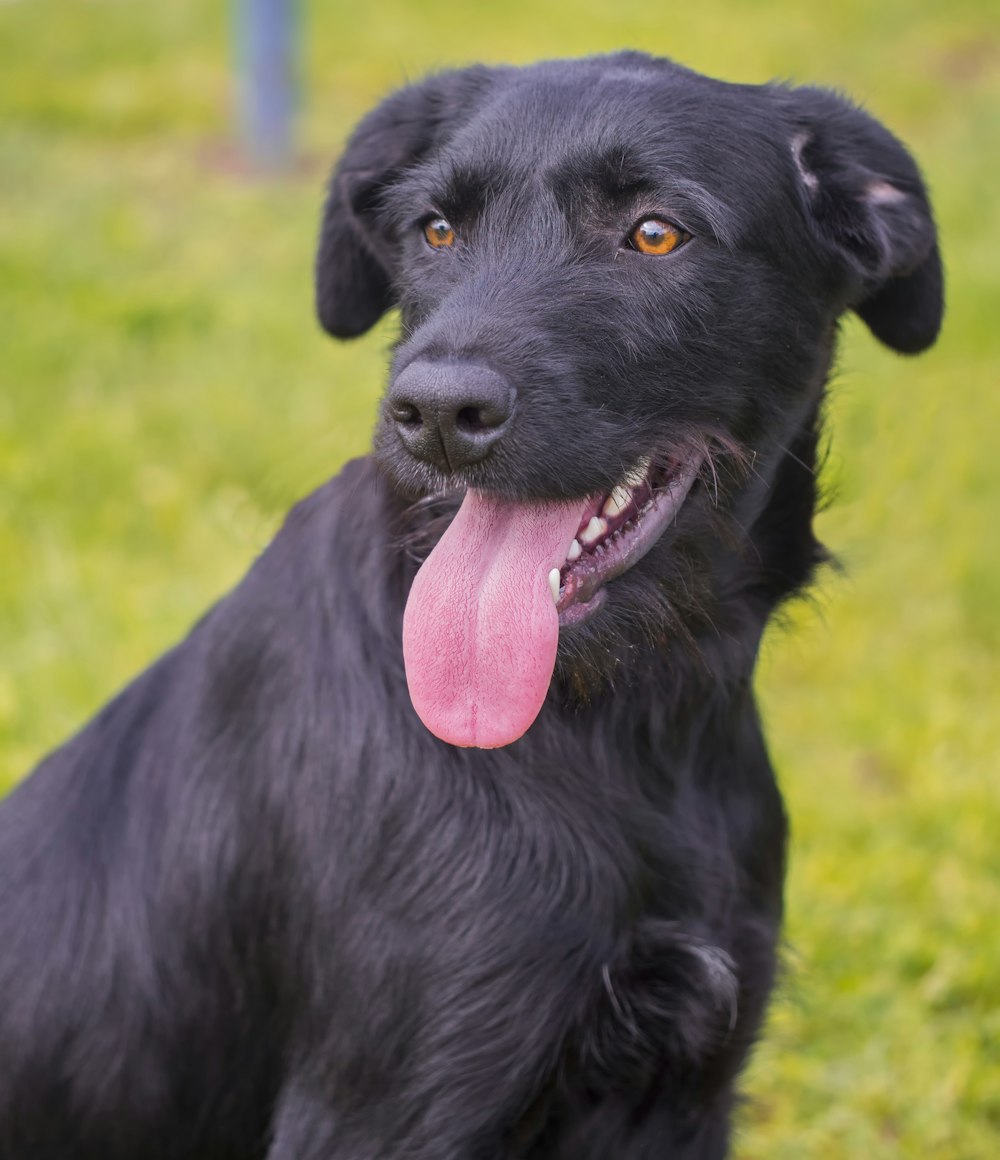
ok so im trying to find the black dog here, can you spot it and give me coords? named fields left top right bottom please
left=0, top=53, right=941, bottom=1159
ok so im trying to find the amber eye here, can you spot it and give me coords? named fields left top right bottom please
left=628, top=217, right=687, bottom=256
left=423, top=216, right=455, bottom=249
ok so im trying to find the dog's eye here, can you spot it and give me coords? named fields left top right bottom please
left=628, top=218, right=688, bottom=256
left=423, top=217, right=456, bottom=249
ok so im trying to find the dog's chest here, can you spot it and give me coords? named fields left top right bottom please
left=394, top=763, right=722, bottom=1045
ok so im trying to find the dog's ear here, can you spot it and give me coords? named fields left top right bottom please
left=316, top=68, right=494, bottom=339
left=787, top=88, right=943, bottom=354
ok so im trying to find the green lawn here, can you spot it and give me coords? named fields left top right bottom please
left=1, top=1, right=998, bottom=1154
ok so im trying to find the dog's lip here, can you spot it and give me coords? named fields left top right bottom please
left=554, top=450, right=703, bottom=625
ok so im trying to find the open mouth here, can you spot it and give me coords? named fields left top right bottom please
left=401, top=442, right=704, bottom=749
left=550, top=451, right=704, bottom=626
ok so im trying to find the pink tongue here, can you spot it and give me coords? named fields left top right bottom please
left=403, top=490, right=588, bottom=748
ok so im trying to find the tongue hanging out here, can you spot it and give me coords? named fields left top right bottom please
left=402, top=491, right=587, bottom=748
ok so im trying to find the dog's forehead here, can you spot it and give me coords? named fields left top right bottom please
left=441, top=59, right=781, bottom=196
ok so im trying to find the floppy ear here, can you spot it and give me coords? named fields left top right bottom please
left=788, top=88, right=943, bottom=354
left=316, top=68, right=494, bottom=339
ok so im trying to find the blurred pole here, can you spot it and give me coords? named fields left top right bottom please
left=235, top=0, right=299, bottom=169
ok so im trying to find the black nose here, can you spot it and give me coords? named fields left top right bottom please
left=388, top=360, right=515, bottom=472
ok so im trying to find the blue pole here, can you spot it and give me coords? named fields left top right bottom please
left=236, top=0, right=299, bottom=168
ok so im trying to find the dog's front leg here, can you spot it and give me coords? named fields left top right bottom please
left=266, top=1066, right=538, bottom=1160
left=534, top=1089, right=734, bottom=1160
left=266, top=1079, right=347, bottom=1160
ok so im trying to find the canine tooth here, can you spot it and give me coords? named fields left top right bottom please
left=624, top=456, right=651, bottom=488
left=567, top=538, right=582, bottom=562
left=548, top=568, right=561, bottom=604
left=579, top=516, right=608, bottom=546
left=602, top=485, right=632, bottom=518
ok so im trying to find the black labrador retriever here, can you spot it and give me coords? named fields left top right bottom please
left=0, top=53, right=941, bottom=1159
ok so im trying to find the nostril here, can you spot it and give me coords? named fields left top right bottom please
left=456, top=405, right=503, bottom=434
left=390, top=400, right=423, bottom=427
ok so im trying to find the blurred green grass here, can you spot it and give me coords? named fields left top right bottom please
left=0, top=1, right=997, bottom=1154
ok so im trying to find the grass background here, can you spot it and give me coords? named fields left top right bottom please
left=0, top=0, right=997, bottom=1154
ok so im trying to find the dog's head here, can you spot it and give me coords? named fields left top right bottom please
left=316, top=54, right=942, bottom=747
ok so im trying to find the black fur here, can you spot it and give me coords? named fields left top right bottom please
left=0, top=53, right=941, bottom=1158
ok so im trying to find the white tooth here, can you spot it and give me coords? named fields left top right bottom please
left=624, top=456, right=651, bottom=488
left=567, top=538, right=582, bottom=562
left=548, top=568, right=561, bottom=604
left=579, top=516, right=608, bottom=546
left=602, top=485, right=632, bottom=518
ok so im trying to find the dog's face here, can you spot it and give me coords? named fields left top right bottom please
left=316, top=54, right=941, bottom=747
